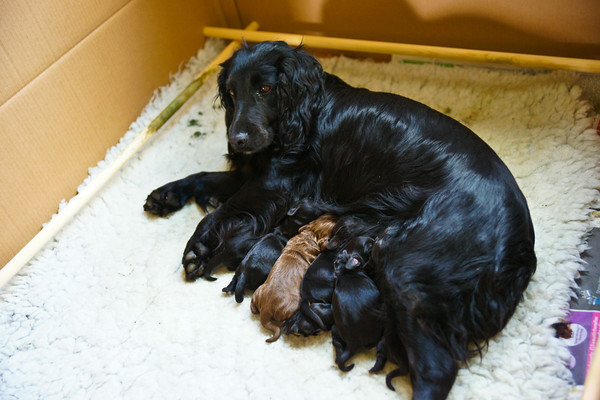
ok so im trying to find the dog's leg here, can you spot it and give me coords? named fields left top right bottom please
left=381, top=297, right=456, bottom=398
left=404, top=327, right=457, bottom=400
left=309, top=302, right=334, bottom=330
left=299, top=300, right=327, bottom=331
left=222, top=275, right=238, bottom=294
left=182, top=184, right=290, bottom=281
left=181, top=211, right=219, bottom=280
left=283, top=304, right=332, bottom=336
left=331, top=325, right=355, bottom=372
left=144, top=171, right=244, bottom=216
left=369, top=336, right=387, bottom=373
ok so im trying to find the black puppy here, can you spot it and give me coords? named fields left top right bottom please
left=331, top=254, right=385, bottom=373
left=283, top=249, right=337, bottom=336
left=222, top=231, right=287, bottom=302
left=223, top=199, right=328, bottom=303
left=278, top=198, right=332, bottom=237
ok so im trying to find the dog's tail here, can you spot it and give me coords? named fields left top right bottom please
left=263, top=319, right=282, bottom=343
left=385, top=368, right=406, bottom=391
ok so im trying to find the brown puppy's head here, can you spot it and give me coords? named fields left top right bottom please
left=298, top=214, right=337, bottom=251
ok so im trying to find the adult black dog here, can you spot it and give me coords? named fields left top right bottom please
left=145, top=41, right=536, bottom=399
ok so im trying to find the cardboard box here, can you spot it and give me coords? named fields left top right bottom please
left=1, top=0, right=599, bottom=268
left=0, top=0, right=220, bottom=267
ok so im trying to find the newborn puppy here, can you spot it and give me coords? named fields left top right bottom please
left=195, top=224, right=260, bottom=281
left=222, top=231, right=287, bottom=303
left=277, top=198, right=330, bottom=237
left=223, top=198, right=325, bottom=302
left=285, top=216, right=378, bottom=336
left=331, top=241, right=385, bottom=372
left=250, top=214, right=337, bottom=342
left=283, top=249, right=337, bottom=336
left=326, top=215, right=379, bottom=251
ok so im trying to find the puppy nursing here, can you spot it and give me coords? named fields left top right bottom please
left=222, top=231, right=288, bottom=303
left=250, top=214, right=337, bottom=342
left=283, top=249, right=337, bottom=336
left=146, top=41, right=538, bottom=399
left=331, top=234, right=385, bottom=372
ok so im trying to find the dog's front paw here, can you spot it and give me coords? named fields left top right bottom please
left=182, top=238, right=212, bottom=281
left=144, top=183, right=190, bottom=217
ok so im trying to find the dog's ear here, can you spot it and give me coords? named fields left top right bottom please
left=276, top=45, right=325, bottom=153
left=363, top=237, right=375, bottom=253
left=287, top=205, right=299, bottom=216
left=217, top=58, right=233, bottom=126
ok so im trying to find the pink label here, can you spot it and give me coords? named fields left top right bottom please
left=587, top=313, right=600, bottom=372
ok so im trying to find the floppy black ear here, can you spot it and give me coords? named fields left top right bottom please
left=217, top=58, right=234, bottom=128
left=276, top=45, right=325, bottom=154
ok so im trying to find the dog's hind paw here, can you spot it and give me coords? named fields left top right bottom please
left=282, top=310, right=322, bottom=336
left=334, top=250, right=362, bottom=271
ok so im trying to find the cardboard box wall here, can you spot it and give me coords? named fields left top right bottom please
left=1, top=0, right=599, bottom=269
left=0, top=0, right=221, bottom=267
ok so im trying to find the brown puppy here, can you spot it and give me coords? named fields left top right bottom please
left=250, top=214, right=337, bottom=342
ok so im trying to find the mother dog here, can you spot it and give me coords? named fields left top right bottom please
left=144, top=41, right=536, bottom=399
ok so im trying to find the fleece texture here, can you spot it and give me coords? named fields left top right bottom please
left=1, top=40, right=599, bottom=400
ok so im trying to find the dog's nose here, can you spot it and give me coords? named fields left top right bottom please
left=230, top=132, right=249, bottom=148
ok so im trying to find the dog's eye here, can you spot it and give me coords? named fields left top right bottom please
left=228, top=89, right=235, bottom=98
left=259, top=85, right=271, bottom=94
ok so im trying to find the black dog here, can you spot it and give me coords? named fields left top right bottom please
left=145, top=41, right=536, bottom=399
left=283, top=249, right=337, bottom=336
left=222, top=231, right=287, bottom=302
left=331, top=257, right=385, bottom=373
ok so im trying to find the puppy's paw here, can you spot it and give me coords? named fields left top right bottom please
left=334, top=250, right=362, bottom=271
left=222, top=276, right=237, bottom=294
left=282, top=310, right=322, bottom=337
left=144, top=184, right=188, bottom=216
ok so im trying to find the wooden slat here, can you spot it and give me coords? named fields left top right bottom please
left=204, top=26, right=600, bottom=73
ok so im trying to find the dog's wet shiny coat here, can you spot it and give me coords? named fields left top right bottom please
left=145, top=41, right=536, bottom=399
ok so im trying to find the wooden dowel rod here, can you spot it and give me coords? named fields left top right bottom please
left=582, top=347, right=600, bottom=400
left=203, top=26, right=600, bottom=73
left=0, top=22, right=259, bottom=289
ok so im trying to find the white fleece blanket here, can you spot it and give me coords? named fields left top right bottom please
left=1, top=40, right=599, bottom=400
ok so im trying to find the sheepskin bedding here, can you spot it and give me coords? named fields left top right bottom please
left=1, top=39, right=599, bottom=400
